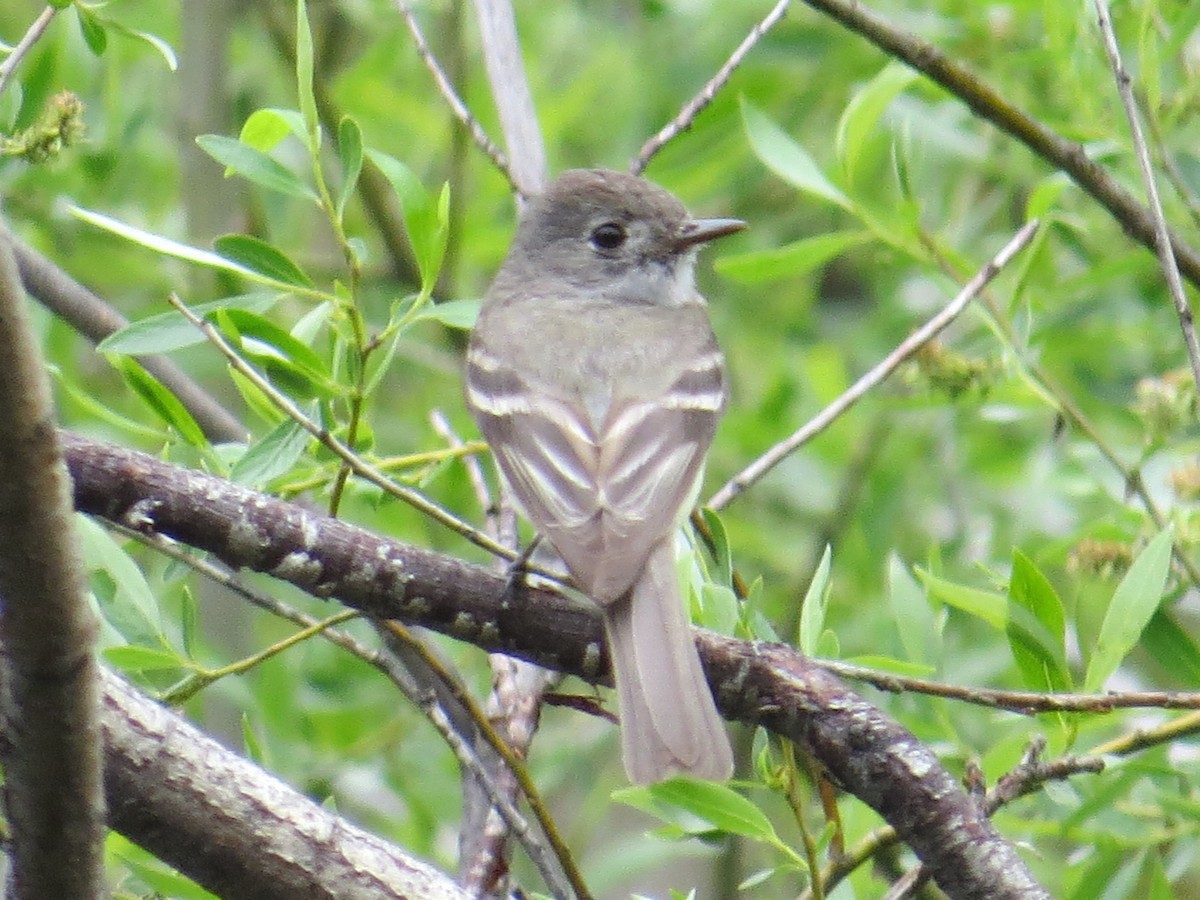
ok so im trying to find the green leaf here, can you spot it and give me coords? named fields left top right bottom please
left=122, top=28, right=178, bottom=71
left=920, top=569, right=1064, bottom=672
left=614, top=778, right=778, bottom=841
left=240, top=108, right=306, bottom=152
left=798, top=544, right=832, bottom=655
left=697, top=507, right=733, bottom=590
left=98, top=293, right=280, bottom=355
left=295, top=0, right=319, bottom=148
left=740, top=98, right=850, bottom=209
left=698, top=583, right=739, bottom=635
left=78, top=515, right=166, bottom=648
left=230, top=418, right=312, bottom=487
left=110, top=356, right=208, bottom=447
left=76, top=5, right=108, bottom=56
left=1025, top=172, right=1071, bottom=219
left=843, top=655, right=936, bottom=677
left=367, top=149, right=449, bottom=292
left=196, top=134, right=318, bottom=202
left=217, top=308, right=334, bottom=399
left=1084, top=528, right=1174, bottom=691
left=103, top=645, right=186, bottom=673
left=919, top=571, right=1005, bottom=629
left=412, top=298, right=480, bottom=330
left=1141, top=610, right=1200, bottom=684
left=336, top=116, right=364, bottom=219
left=835, top=62, right=919, bottom=185
left=887, top=553, right=938, bottom=666
left=715, top=231, right=872, bottom=284
left=71, top=208, right=279, bottom=283
left=213, top=234, right=314, bottom=288
left=1008, top=549, right=1072, bottom=692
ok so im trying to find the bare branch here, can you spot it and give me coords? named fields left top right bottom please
left=0, top=7, right=59, bottom=98
left=62, top=432, right=1048, bottom=898
left=632, top=0, right=791, bottom=175
left=471, top=0, right=547, bottom=195
left=818, top=656, right=1200, bottom=714
left=393, top=0, right=521, bottom=196
left=1092, top=0, right=1200, bottom=397
left=709, top=218, right=1040, bottom=510
left=0, top=229, right=104, bottom=897
left=94, top=667, right=470, bottom=899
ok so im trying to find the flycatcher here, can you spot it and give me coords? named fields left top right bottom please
left=465, top=168, right=741, bottom=784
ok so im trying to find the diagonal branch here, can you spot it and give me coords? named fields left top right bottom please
left=62, top=431, right=1047, bottom=899
left=632, top=0, right=791, bottom=175
left=93, top=666, right=470, bottom=899
left=709, top=218, right=1040, bottom=509
left=1091, top=0, right=1200, bottom=396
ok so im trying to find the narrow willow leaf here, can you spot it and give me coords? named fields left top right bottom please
left=836, top=62, right=918, bottom=185
left=413, top=298, right=480, bottom=330
left=213, top=234, right=314, bottom=288
left=336, top=116, right=364, bottom=219
left=240, top=108, right=303, bottom=152
left=1141, top=610, right=1200, bottom=684
left=1084, top=528, right=1174, bottom=691
left=98, top=293, right=280, bottom=355
left=1009, top=549, right=1072, bottom=692
left=798, top=544, right=832, bottom=655
left=716, top=231, right=872, bottom=284
left=740, top=98, right=850, bottom=209
left=295, top=0, right=319, bottom=148
left=103, top=645, right=185, bottom=673
left=614, top=778, right=778, bottom=841
left=110, top=357, right=208, bottom=447
left=230, top=418, right=311, bottom=487
left=196, top=134, right=317, bottom=202
left=76, top=5, right=108, bottom=55
left=888, top=553, right=937, bottom=666
left=78, top=515, right=166, bottom=648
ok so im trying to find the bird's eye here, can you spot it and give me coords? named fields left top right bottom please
left=589, top=222, right=627, bottom=251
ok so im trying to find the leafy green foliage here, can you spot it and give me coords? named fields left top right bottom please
left=6, top=0, right=1200, bottom=896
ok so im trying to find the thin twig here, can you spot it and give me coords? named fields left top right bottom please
left=378, top=623, right=592, bottom=900
left=393, top=0, right=521, bottom=196
left=818, top=656, right=1200, bottom=713
left=165, top=293, right=527, bottom=566
left=1093, top=0, right=1200, bottom=397
left=430, top=408, right=497, bottom=541
left=632, top=0, right=791, bottom=174
left=1090, top=709, right=1200, bottom=756
left=0, top=7, right=58, bottom=98
left=709, top=219, right=1040, bottom=510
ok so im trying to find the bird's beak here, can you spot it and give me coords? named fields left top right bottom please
left=675, top=217, right=746, bottom=250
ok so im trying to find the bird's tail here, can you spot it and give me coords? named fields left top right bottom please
left=602, top=540, right=734, bottom=785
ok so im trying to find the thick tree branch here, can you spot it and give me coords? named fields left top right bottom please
left=94, top=667, right=469, bottom=900
left=0, top=233, right=104, bottom=897
left=62, top=432, right=1047, bottom=899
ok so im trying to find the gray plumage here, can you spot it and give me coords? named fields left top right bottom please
left=465, top=169, right=740, bottom=783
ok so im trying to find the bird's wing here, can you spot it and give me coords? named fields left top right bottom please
left=466, top=344, right=724, bottom=602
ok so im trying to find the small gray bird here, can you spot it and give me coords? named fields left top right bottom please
left=465, top=168, right=741, bottom=784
